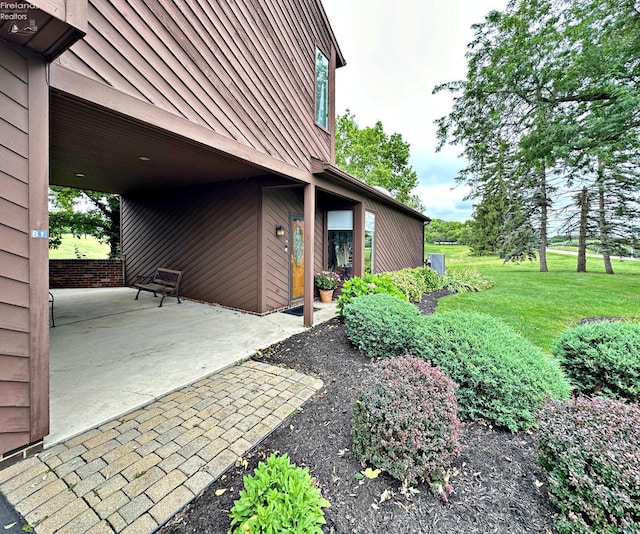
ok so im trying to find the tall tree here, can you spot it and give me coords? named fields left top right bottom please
left=49, top=187, right=121, bottom=258
left=435, top=0, right=640, bottom=271
left=335, top=111, right=424, bottom=212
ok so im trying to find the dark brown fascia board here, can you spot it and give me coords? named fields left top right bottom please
left=0, top=0, right=87, bottom=61
left=311, top=158, right=430, bottom=222
left=316, top=0, right=346, bottom=68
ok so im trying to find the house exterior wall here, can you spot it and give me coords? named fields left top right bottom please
left=364, top=198, right=425, bottom=273
left=122, top=178, right=261, bottom=312
left=56, top=0, right=337, bottom=170
left=0, top=45, right=50, bottom=458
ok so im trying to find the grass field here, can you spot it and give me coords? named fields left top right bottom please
left=49, top=234, right=110, bottom=259
left=426, top=244, right=640, bottom=352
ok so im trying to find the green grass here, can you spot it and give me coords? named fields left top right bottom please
left=425, top=245, right=640, bottom=352
left=49, top=234, right=110, bottom=259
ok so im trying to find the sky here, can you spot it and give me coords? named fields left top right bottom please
left=321, top=0, right=507, bottom=221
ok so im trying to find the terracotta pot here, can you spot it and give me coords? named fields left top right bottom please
left=319, top=289, right=334, bottom=303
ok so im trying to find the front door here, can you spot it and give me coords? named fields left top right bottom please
left=291, top=216, right=304, bottom=300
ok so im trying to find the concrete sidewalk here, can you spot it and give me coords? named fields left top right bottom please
left=0, top=361, right=323, bottom=533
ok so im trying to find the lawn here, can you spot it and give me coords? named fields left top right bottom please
left=48, top=234, right=110, bottom=259
left=425, top=244, right=640, bottom=352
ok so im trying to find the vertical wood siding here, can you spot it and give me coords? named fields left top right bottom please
left=364, top=199, right=425, bottom=273
left=122, top=178, right=261, bottom=312
left=0, top=46, right=31, bottom=455
left=57, top=0, right=336, bottom=169
left=262, top=186, right=304, bottom=311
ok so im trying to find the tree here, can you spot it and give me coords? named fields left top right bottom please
left=434, top=0, right=640, bottom=271
left=335, top=111, right=425, bottom=212
left=424, top=219, right=469, bottom=244
left=49, top=187, right=121, bottom=258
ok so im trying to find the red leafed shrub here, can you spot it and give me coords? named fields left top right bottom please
left=537, top=396, right=640, bottom=534
left=352, top=356, right=461, bottom=499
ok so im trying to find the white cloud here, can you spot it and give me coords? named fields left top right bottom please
left=322, top=0, right=507, bottom=221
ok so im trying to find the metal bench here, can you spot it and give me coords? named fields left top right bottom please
left=132, top=268, right=182, bottom=307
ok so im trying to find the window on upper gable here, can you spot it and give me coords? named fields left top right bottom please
left=315, top=48, right=329, bottom=129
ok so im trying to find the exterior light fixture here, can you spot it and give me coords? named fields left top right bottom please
left=138, top=156, right=151, bottom=161
left=275, top=225, right=285, bottom=237
left=75, top=173, right=85, bottom=177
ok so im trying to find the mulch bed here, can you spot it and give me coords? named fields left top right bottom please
left=161, top=289, right=558, bottom=533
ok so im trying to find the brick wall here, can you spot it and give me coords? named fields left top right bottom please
left=49, top=259, right=124, bottom=288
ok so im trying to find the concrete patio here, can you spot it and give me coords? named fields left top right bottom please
left=48, top=288, right=336, bottom=446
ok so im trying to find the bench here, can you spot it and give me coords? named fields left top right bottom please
left=132, top=268, right=182, bottom=307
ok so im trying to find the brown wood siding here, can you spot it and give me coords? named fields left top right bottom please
left=122, top=179, right=261, bottom=312
left=364, top=199, right=425, bottom=273
left=262, top=186, right=304, bottom=311
left=0, top=45, right=32, bottom=455
left=57, top=0, right=336, bottom=170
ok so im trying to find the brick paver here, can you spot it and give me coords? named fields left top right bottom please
left=0, top=360, right=323, bottom=533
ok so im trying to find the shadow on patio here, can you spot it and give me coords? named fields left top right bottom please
left=48, top=288, right=336, bottom=447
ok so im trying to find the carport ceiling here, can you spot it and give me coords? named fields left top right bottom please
left=50, top=93, right=266, bottom=194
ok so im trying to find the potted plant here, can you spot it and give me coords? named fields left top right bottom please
left=315, top=270, right=341, bottom=303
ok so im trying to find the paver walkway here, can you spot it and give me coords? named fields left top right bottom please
left=0, top=360, right=323, bottom=534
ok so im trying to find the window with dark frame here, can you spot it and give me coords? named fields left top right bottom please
left=315, top=48, right=329, bottom=129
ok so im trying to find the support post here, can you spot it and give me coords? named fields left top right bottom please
left=303, top=182, right=316, bottom=326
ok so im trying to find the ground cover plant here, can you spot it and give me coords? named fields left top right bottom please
left=553, top=321, right=640, bottom=401
left=537, top=396, right=640, bottom=534
left=228, top=453, right=330, bottom=534
left=410, top=311, right=571, bottom=431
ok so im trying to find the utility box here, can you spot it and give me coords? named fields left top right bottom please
left=427, top=253, right=446, bottom=275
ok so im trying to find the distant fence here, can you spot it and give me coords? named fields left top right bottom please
left=49, top=259, right=124, bottom=288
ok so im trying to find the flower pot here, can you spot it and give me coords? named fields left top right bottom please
left=319, top=289, right=334, bottom=303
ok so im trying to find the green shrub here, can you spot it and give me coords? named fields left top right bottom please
left=420, top=266, right=443, bottom=292
left=553, top=321, right=640, bottom=402
left=353, top=356, right=461, bottom=498
left=344, top=294, right=421, bottom=359
left=386, top=267, right=441, bottom=302
left=410, top=311, right=570, bottom=431
left=228, top=453, right=330, bottom=534
left=336, top=273, right=405, bottom=317
left=441, top=268, right=494, bottom=293
left=537, top=396, right=640, bottom=534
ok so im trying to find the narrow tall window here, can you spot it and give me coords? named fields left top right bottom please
left=315, top=48, right=329, bottom=129
left=365, top=211, right=376, bottom=274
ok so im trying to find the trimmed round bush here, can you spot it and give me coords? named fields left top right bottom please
left=228, top=453, right=330, bottom=533
left=344, top=293, right=421, bottom=359
left=353, top=356, right=461, bottom=496
left=537, top=396, right=640, bottom=534
left=410, top=311, right=571, bottom=431
left=553, top=321, right=640, bottom=402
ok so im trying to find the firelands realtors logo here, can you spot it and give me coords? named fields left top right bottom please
left=0, top=2, right=39, bottom=35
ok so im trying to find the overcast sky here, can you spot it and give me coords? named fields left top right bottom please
left=322, top=0, right=507, bottom=221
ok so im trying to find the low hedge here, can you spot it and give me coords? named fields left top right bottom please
left=410, top=311, right=571, bottom=431
left=537, top=396, right=640, bottom=534
left=343, top=293, right=421, bottom=359
left=553, top=320, right=640, bottom=402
